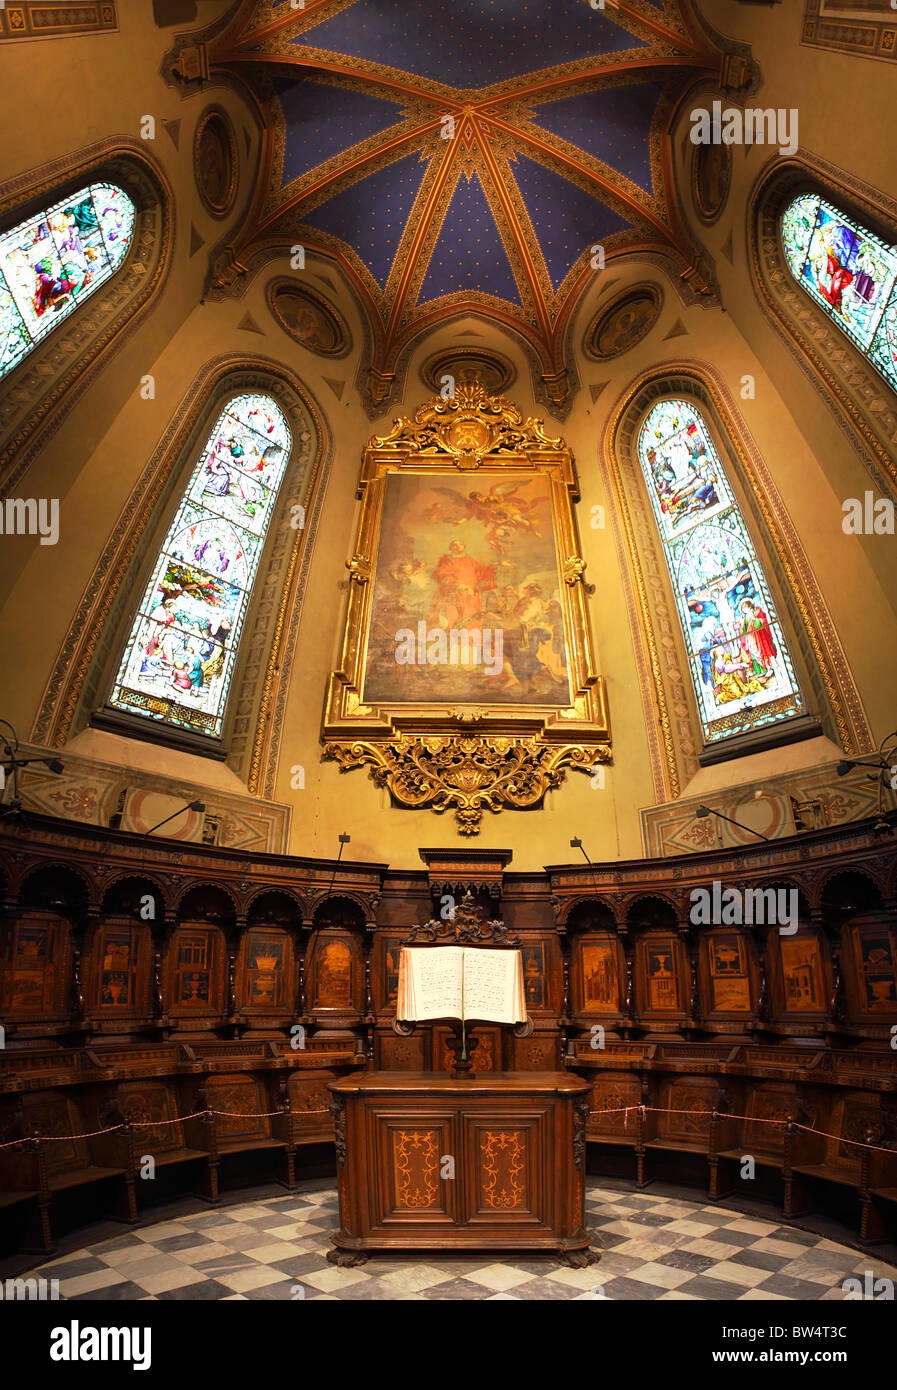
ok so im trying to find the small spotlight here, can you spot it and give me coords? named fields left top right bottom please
left=570, top=837, right=582, bottom=848
left=188, top=800, right=205, bottom=812
left=695, top=805, right=711, bottom=818
left=43, top=758, right=64, bottom=774
left=836, top=761, right=854, bottom=777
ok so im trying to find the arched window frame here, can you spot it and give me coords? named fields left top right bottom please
left=33, top=359, right=328, bottom=787
left=0, top=180, right=137, bottom=383
left=635, top=394, right=806, bottom=749
left=0, top=140, right=172, bottom=494
left=748, top=154, right=897, bottom=501
left=602, top=366, right=868, bottom=796
left=780, top=192, right=897, bottom=397
left=105, top=391, right=294, bottom=743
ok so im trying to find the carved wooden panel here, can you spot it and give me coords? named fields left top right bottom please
left=85, top=918, right=151, bottom=1016
left=769, top=927, right=828, bottom=1020
left=374, top=1115, right=456, bottom=1224
left=434, top=1025, right=499, bottom=1073
left=374, top=931, right=404, bottom=1014
left=238, top=927, right=293, bottom=1015
left=636, top=933, right=687, bottom=1018
left=512, top=1031, right=560, bottom=1071
left=662, top=1080, right=719, bottom=1142
left=166, top=922, right=226, bottom=1019
left=464, top=1114, right=546, bottom=1223
left=117, top=1081, right=184, bottom=1153
left=701, top=930, right=755, bottom=1018
left=305, top=927, right=362, bottom=1015
left=742, top=1084, right=805, bottom=1157
left=376, top=1029, right=427, bottom=1070
left=843, top=915, right=897, bottom=1019
left=587, top=1073, right=641, bottom=1137
left=0, top=911, right=69, bottom=1019
left=826, top=1096, right=884, bottom=1173
left=573, top=932, right=623, bottom=1014
left=204, top=1074, right=266, bottom=1139
left=288, top=1070, right=337, bottom=1141
left=20, top=1092, right=85, bottom=1174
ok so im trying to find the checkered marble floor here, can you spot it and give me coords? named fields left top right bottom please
left=22, top=1181, right=897, bottom=1301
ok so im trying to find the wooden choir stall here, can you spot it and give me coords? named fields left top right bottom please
left=326, top=897, right=598, bottom=1266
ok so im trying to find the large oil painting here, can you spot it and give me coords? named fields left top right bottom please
left=362, top=470, right=570, bottom=706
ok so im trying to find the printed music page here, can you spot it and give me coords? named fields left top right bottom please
left=461, top=948, right=526, bottom=1024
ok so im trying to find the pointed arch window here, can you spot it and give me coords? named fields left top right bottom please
left=637, top=399, right=804, bottom=744
left=781, top=193, right=897, bottom=394
left=109, top=394, right=292, bottom=739
left=0, top=182, right=135, bottom=380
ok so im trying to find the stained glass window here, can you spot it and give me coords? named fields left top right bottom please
left=781, top=193, right=897, bottom=394
left=0, top=183, right=135, bottom=380
left=109, top=394, right=292, bottom=738
left=637, top=399, right=804, bottom=744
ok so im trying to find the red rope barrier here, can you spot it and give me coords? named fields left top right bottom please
left=0, top=1107, right=332, bottom=1150
left=1, top=1105, right=892, bottom=1156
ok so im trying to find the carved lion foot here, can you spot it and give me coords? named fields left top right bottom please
left=558, top=1247, right=601, bottom=1268
left=326, top=1248, right=369, bottom=1267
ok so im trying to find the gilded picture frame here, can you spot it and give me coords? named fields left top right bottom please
left=322, top=383, right=611, bottom=833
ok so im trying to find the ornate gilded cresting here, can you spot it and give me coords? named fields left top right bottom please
left=322, top=384, right=611, bottom=833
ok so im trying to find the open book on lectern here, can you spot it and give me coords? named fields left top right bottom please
left=396, top=945, right=527, bottom=1025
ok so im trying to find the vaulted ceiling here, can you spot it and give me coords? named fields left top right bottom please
left=188, top=0, right=728, bottom=410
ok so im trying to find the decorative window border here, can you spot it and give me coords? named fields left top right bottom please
left=32, top=355, right=333, bottom=796
left=748, top=151, right=897, bottom=501
left=0, top=138, right=173, bottom=494
left=600, top=362, right=873, bottom=800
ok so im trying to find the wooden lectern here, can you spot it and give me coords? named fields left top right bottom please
left=327, top=895, right=598, bottom=1267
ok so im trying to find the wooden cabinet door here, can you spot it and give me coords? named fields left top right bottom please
left=461, top=1106, right=553, bottom=1230
left=368, top=1108, right=460, bottom=1230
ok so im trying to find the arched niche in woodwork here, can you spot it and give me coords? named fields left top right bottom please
left=697, top=927, right=761, bottom=1028
left=239, top=889, right=302, bottom=1022
left=305, top=896, right=365, bottom=1025
left=164, top=883, right=235, bottom=1025
left=566, top=899, right=624, bottom=1020
left=82, top=916, right=153, bottom=1023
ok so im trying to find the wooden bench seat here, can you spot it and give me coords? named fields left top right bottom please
left=46, top=1165, right=125, bottom=1192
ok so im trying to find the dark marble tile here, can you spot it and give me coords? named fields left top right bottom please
left=702, top=1228, right=760, bottom=1248
left=41, top=1257, right=108, bottom=1281
left=626, top=1212, right=675, bottom=1228
left=242, top=1279, right=306, bottom=1300
left=270, top=1252, right=332, bottom=1278
left=767, top=1226, right=819, bottom=1247
left=157, top=1279, right=234, bottom=1301
left=657, top=1249, right=717, bottom=1274
left=727, top=1248, right=791, bottom=1273
left=420, top=1277, right=493, bottom=1300
left=69, top=1280, right=147, bottom=1301
left=152, top=1232, right=215, bottom=1253
left=754, top=1272, right=831, bottom=1299
left=675, top=1275, right=748, bottom=1300
left=602, top=1276, right=668, bottom=1301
